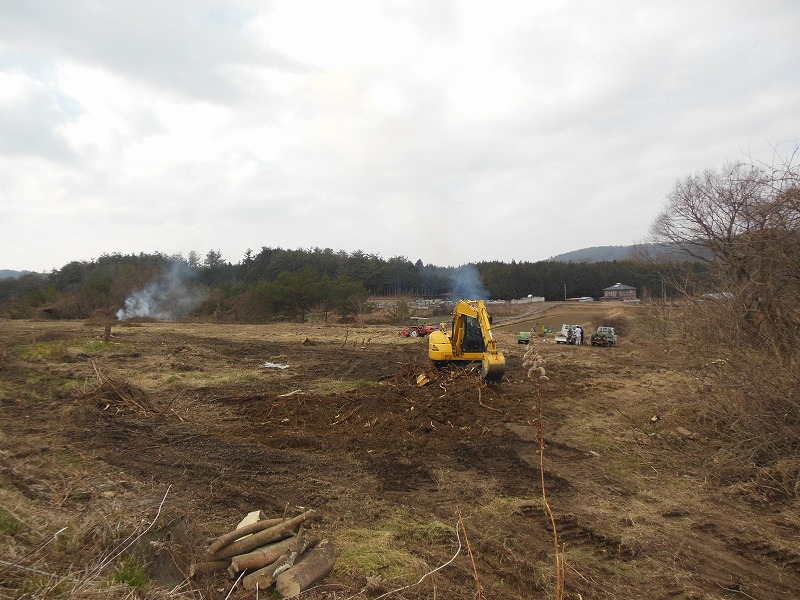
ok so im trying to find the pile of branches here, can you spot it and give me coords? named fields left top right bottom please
left=86, top=359, right=154, bottom=415
left=190, top=508, right=335, bottom=596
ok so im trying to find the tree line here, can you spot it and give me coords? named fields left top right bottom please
left=0, top=245, right=699, bottom=322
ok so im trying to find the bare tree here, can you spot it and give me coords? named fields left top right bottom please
left=650, top=156, right=800, bottom=359
left=649, top=149, right=800, bottom=497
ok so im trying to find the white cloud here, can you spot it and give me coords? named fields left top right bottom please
left=0, top=0, right=798, bottom=272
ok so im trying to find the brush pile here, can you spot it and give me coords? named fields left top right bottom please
left=190, top=508, right=335, bottom=597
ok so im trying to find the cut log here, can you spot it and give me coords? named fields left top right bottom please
left=242, top=552, right=292, bottom=591
left=228, top=528, right=307, bottom=575
left=211, top=509, right=317, bottom=560
left=275, top=538, right=335, bottom=598
left=300, top=535, right=320, bottom=552
left=207, top=516, right=284, bottom=555
left=242, top=538, right=320, bottom=592
left=189, top=560, right=231, bottom=578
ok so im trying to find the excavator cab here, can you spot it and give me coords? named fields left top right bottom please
left=460, top=317, right=486, bottom=353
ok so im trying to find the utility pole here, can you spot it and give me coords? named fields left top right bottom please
left=564, top=284, right=567, bottom=301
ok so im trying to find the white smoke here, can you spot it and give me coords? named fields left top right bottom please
left=116, top=264, right=208, bottom=321
left=450, top=264, right=489, bottom=300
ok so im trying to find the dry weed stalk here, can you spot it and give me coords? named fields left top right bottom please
left=0, top=526, right=67, bottom=579
left=522, top=342, right=565, bottom=600
left=456, top=507, right=483, bottom=600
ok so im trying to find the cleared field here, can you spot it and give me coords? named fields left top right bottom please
left=494, top=301, right=632, bottom=333
left=1, top=311, right=798, bottom=599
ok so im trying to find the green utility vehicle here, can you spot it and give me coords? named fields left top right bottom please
left=591, top=326, right=618, bottom=347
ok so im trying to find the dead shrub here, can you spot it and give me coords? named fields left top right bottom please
left=600, top=314, right=630, bottom=336
left=674, top=290, right=800, bottom=500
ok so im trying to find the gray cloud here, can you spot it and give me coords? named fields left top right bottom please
left=0, top=1, right=309, bottom=104
left=0, top=79, right=77, bottom=161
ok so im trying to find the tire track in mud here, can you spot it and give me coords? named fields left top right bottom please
left=653, top=522, right=800, bottom=600
left=505, top=420, right=800, bottom=599
left=69, top=402, right=373, bottom=514
left=554, top=513, right=643, bottom=559
left=690, top=521, right=800, bottom=575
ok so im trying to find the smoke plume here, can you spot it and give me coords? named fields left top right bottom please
left=116, top=264, right=207, bottom=321
left=450, top=264, right=488, bottom=300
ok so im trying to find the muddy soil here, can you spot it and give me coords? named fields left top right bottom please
left=1, top=314, right=799, bottom=599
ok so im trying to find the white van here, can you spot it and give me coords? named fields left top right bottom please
left=554, top=324, right=580, bottom=344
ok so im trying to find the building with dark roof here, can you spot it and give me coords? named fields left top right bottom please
left=601, top=282, right=637, bottom=301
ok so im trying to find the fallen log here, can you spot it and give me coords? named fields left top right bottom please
left=242, top=536, right=320, bottom=592
left=241, top=552, right=292, bottom=591
left=189, top=560, right=231, bottom=578
left=211, top=509, right=317, bottom=560
left=207, top=516, right=284, bottom=555
left=275, top=538, right=335, bottom=598
left=228, top=528, right=307, bottom=576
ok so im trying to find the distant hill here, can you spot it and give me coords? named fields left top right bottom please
left=0, top=269, right=34, bottom=280
left=549, top=243, right=702, bottom=263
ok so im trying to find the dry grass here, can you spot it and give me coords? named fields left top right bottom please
left=649, top=296, right=800, bottom=500
left=0, top=454, right=194, bottom=599
left=3, top=308, right=800, bottom=599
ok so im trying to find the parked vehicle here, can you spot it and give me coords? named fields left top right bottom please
left=554, top=324, right=580, bottom=344
left=591, top=326, right=618, bottom=347
left=399, top=323, right=439, bottom=338
left=517, top=331, right=531, bottom=344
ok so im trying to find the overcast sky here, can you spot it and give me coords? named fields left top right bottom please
left=1, top=1, right=798, bottom=273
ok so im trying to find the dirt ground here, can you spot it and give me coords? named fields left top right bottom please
left=1, top=303, right=799, bottom=599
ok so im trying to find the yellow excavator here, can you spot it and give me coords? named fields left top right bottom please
left=428, top=300, right=506, bottom=381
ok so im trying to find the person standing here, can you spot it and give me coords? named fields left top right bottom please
left=575, top=325, right=583, bottom=346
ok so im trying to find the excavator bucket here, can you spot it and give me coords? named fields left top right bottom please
left=481, top=353, right=505, bottom=382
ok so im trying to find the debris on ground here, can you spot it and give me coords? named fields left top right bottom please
left=674, top=426, right=699, bottom=440
left=262, top=361, right=290, bottom=369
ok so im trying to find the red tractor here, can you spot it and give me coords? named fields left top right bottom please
left=399, top=323, right=439, bottom=338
